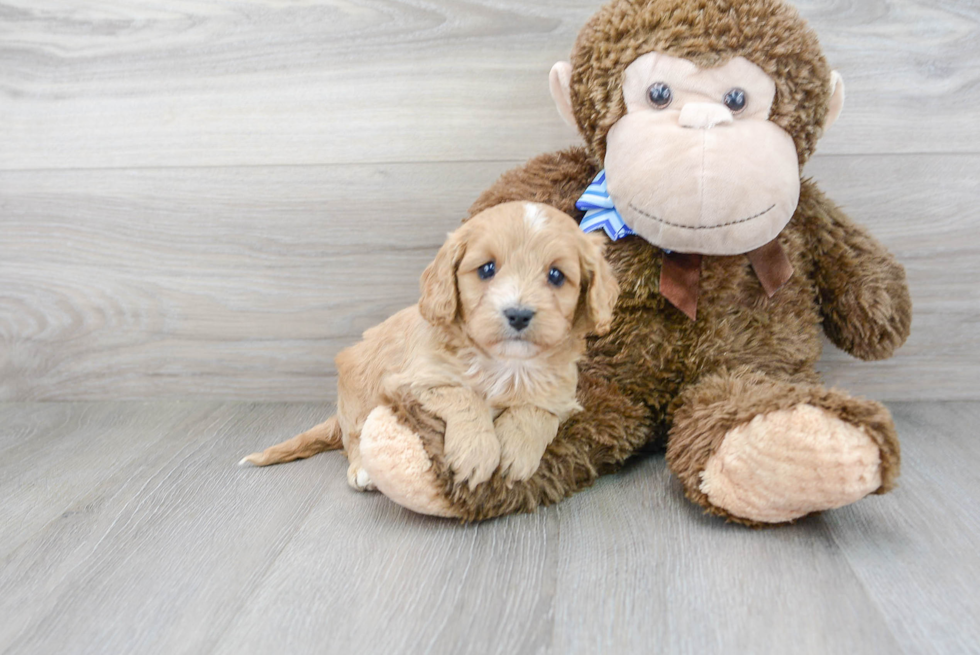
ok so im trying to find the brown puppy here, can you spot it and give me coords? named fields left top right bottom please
left=241, top=201, right=619, bottom=491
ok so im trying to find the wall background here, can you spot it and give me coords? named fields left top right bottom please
left=1, top=0, right=977, bottom=401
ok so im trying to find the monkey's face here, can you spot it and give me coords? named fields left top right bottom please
left=604, top=53, right=801, bottom=256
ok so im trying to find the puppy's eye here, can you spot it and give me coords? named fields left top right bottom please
left=477, top=261, right=496, bottom=281
left=548, top=267, right=565, bottom=287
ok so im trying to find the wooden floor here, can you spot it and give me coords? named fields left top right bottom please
left=1, top=400, right=977, bottom=655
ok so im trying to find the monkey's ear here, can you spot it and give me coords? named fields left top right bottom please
left=824, top=71, right=846, bottom=131
left=419, top=231, right=465, bottom=327
left=549, top=61, right=577, bottom=129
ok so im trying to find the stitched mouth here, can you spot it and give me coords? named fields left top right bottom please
left=627, top=202, right=776, bottom=231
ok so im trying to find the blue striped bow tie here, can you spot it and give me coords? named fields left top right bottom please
left=576, top=170, right=636, bottom=241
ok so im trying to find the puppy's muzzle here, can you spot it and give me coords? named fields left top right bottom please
left=504, top=307, right=535, bottom=332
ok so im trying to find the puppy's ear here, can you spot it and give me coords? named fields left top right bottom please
left=419, top=230, right=466, bottom=326
left=578, top=232, right=619, bottom=335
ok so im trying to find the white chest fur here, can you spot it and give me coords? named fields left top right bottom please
left=460, top=349, right=581, bottom=420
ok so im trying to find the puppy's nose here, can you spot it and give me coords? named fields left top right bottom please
left=504, top=307, right=536, bottom=332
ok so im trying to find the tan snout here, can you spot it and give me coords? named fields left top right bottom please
left=678, top=103, right=734, bottom=130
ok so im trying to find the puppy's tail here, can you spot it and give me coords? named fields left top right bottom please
left=239, top=415, right=342, bottom=467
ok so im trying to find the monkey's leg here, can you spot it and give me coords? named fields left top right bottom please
left=665, top=368, right=900, bottom=527
left=360, top=371, right=653, bottom=521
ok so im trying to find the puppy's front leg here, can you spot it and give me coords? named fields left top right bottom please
left=495, top=406, right=560, bottom=483
left=417, top=386, right=499, bottom=490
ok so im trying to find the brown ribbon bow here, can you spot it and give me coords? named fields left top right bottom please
left=659, top=239, right=794, bottom=321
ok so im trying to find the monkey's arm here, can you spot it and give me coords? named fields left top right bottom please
left=799, top=180, right=912, bottom=361
left=469, top=147, right=600, bottom=218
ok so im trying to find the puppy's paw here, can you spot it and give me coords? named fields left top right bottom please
left=499, top=439, right=545, bottom=483
left=346, top=464, right=377, bottom=492
left=496, top=408, right=559, bottom=484
left=445, top=426, right=500, bottom=490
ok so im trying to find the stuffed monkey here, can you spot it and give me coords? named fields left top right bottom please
left=357, top=0, right=912, bottom=526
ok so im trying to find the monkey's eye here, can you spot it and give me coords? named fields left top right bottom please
left=647, top=82, right=672, bottom=108
left=724, top=88, right=747, bottom=113
left=548, top=267, right=565, bottom=287
left=477, top=261, right=496, bottom=280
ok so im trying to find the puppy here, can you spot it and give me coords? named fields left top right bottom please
left=241, top=201, right=619, bottom=490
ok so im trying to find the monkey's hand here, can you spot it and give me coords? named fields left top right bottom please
left=802, top=181, right=912, bottom=361
left=495, top=406, right=560, bottom=484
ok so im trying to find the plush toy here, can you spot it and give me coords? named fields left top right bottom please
left=356, top=0, right=912, bottom=525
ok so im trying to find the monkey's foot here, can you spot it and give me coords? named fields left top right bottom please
left=699, top=404, right=882, bottom=524
left=359, top=406, right=457, bottom=518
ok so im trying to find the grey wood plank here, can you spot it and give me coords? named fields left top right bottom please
left=208, top=443, right=902, bottom=655
left=2, top=154, right=976, bottom=402
left=825, top=402, right=980, bottom=655
left=0, top=0, right=977, bottom=172
left=0, top=402, right=218, bottom=558
left=0, top=401, right=84, bottom=453
left=806, top=0, right=980, bottom=157
left=547, top=459, right=901, bottom=655
left=212, top=481, right=559, bottom=655
left=0, top=402, right=334, bottom=654
left=0, top=0, right=587, bottom=171
left=1, top=401, right=977, bottom=654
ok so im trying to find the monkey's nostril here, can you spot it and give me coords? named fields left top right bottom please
left=504, top=307, right=536, bottom=332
